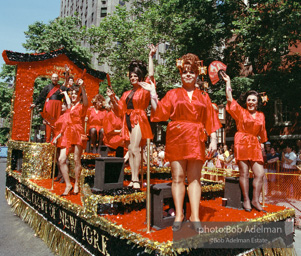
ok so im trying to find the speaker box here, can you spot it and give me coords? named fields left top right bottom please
left=151, top=183, right=187, bottom=230
left=11, top=149, right=23, bottom=171
left=92, top=157, right=124, bottom=192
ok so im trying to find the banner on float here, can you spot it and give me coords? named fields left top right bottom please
left=6, top=175, right=146, bottom=256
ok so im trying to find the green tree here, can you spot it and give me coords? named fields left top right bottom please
left=23, top=16, right=92, bottom=66
left=226, top=0, right=301, bottom=74
left=223, top=0, right=301, bottom=129
left=87, top=1, right=229, bottom=97
left=0, top=65, right=15, bottom=144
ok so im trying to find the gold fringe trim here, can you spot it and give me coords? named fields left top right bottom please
left=6, top=189, right=91, bottom=256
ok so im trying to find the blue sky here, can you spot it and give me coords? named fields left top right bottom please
left=0, top=0, right=61, bottom=66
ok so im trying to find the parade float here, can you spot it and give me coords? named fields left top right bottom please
left=3, top=49, right=297, bottom=256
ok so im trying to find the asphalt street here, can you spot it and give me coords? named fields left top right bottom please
left=0, top=157, right=301, bottom=255
left=0, top=158, right=54, bottom=256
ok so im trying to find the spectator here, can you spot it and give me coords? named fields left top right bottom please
left=282, top=144, right=297, bottom=170
left=266, top=147, right=280, bottom=164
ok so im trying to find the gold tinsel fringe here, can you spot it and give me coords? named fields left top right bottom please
left=6, top=189, right=90, bottom=256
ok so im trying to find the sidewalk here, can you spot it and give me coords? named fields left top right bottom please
left=0, top=158, right=54, bottom=256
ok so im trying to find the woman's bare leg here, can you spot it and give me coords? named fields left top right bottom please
left=171, top=160, right=186, bottom=222
left=238, top=160, right=251, bottom=210
left=251, top=161, right=265, bottom=210
left=73, top=145, right=83, bottom=193
left=89, top=128, right=97, bottom=153
left=58, top=148, right=72, bottom=195
left=187, top=160, right=203, bottom=222
left=128, top=123, right=142, bottom=188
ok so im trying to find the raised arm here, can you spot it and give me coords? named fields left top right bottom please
left=220, top=71, right=233, bottom=102
left=107, top=87, right=119, bottom=109
left=62, top=91, right=71, bottom=109
left=148, top=44, right=158, bottom=81
left=77, top=79, right=88, bottom=107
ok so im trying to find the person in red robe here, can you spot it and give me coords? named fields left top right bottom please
left=52, top=91, right=72, bottom=183
left=221, top=71, right=268, bottom=213
left=85, top=94, right=107, bottom=153
left=141, top=53, right=221, bottom=233
left=31, top=73, right=69, bottom=142
left=53, top=79, right=88, bottom=196
left=106, top=45, right=157, bottom=189
left=102, top=100, right=123, bottom=150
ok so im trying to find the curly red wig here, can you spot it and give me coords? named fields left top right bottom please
left=177, top=53, right=200, bottom=75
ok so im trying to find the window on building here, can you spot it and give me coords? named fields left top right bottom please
left=218, top=106, right=225, bottom=120
left=274, top=99, right=292, bottom=126
left=119, top=0, right=125, bottom=6
left=101, top=7, right=107, bottom=17
left=216, top=128, right=224, bottom=144
left=91, top=12, right=94, bottom=22
left=156, top=125, right=162, bottom=141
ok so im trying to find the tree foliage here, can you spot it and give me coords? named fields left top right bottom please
left=87, top=1, right=229, bottom=97
left=23, top=16, right=92, bottom=65
left=0, top=65, right=15, bottom=144
left=223, top=0, right=301, bottom=74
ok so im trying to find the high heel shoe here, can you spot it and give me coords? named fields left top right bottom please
left=172, top=217, right=186, bottom=232
left=71, top=187, right=80, bottom=195
left=54, top=177, right=61, bottom=182
left=242, top=205, right=252, bottom=212
left=132, top=181, right=141, bottom=190
left=251, top=203, right=267, bottom=213
left=188, top=219, right=203, bottom=234
left=127, top=181, right=134, bottom=188
left=60, top=186, right=73, bottom=196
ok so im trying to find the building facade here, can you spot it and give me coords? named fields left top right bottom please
left=60, top=0, right=132, bottom=72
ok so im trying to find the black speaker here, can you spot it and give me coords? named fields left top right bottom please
left=92, top=157, right=124, bottom=192
left=224, top=177, right=253, bottom=209
left=11, top=149, right=23, bottom=171
left=100, top=145, right=110, bottom=157
left=151, top=183, right=177, bottom=230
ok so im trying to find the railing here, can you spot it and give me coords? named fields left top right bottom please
left=202, top=161, right=301, bottom=227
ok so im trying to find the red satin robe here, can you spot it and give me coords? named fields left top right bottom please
left=86, top=107, right=106, bottom=134
left=61, top=103, right=88, bottom=154
left=226, top=99, right=267, bottom=162
left=151, top=88, right=222, bottom=162
left=115, top=87, right=153, bottom=145
left=103, top=110, right=123, bottom=149
left=51, top=110, right=71, bottom=149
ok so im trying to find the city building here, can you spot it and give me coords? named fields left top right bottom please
left=60, top=0, right=132, bottom=72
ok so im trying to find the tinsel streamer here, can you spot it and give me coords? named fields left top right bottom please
left=6, top=189, right=91, bottom=256
left=7, top=140, right=55, bottom=179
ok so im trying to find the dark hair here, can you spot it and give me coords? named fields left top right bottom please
left=238, top=90, right=263, bottom=110
left=70, top=84, right=80, bottom=93
left=128, top=60, right=147, bottom=81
